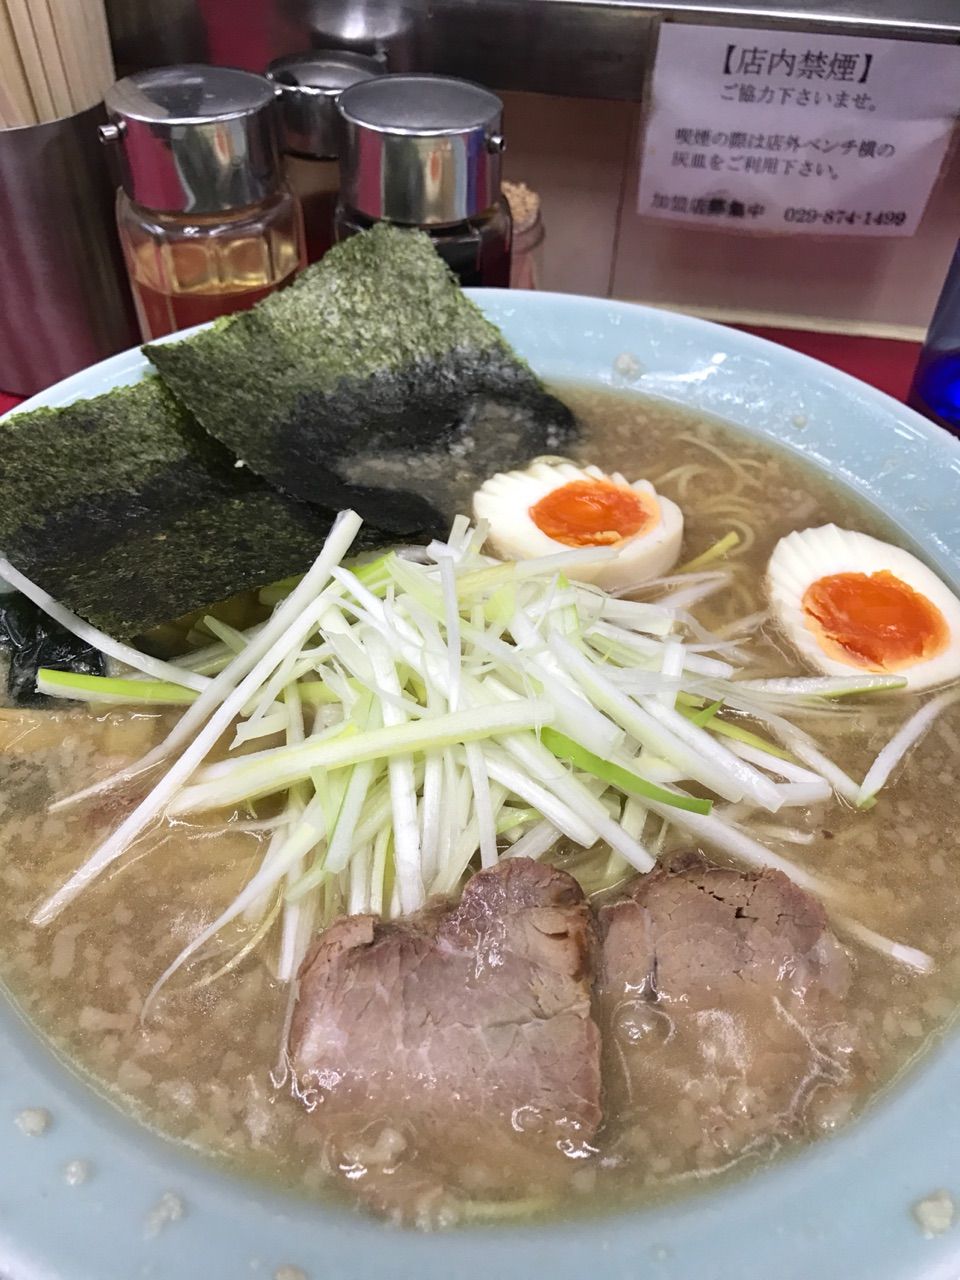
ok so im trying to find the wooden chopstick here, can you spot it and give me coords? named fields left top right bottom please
left=4, top=0, right=55, bottom=121
left=82, top=0, right=116, bottom=98
left=0, top=78, right=23, bottom=130
left=0, top=2, right=37, bottom=126
left=0, top=0, right=115, bottom=128
left=25, top=0, right=73, bottom=117
left=48, top=0, right=93, bottom=113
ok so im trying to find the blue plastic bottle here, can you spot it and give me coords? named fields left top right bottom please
left=909, top=246, right=960, bottom=434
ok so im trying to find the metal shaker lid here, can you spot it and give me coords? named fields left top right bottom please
left=100, top=65, right=283, bottom=215
left=266, top=51, right=385, bottom=160
left=337, top=74, right=505, bottom=225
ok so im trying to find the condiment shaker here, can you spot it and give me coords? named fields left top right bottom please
left=267, top=51, right=385, bottom=265
left=335, top=74, right=512, bottom=288
left=100, top=65, right=306, bottom=341
left=503, top=182, right=544, bottom=290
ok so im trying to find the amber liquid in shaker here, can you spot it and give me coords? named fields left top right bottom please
left=118, top=193, right=305, bottom=340
left=284, top=154, right=340, bottom=264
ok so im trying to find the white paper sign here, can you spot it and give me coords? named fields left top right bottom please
left=637, top=25, right=960, bottom=236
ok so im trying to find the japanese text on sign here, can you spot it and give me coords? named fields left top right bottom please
left=722, top=45, right=873, bottom=83
left=637, top=26, right=960, bottom=236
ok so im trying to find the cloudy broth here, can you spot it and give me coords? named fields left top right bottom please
left=1, top=386, right=959, bottom=1225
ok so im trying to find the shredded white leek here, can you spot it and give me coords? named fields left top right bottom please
left=29, top=507, right=950, bottom=984
left=737, top=674, right=908, bottom=699
left=857, top=689, right=960, bottom=806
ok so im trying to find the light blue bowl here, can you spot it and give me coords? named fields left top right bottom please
left=2, top=291, right=959, bottom=1280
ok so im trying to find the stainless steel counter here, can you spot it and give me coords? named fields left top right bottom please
left=105, top=0, right=960, bottom=100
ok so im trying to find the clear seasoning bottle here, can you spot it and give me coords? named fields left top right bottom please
left=267, top=51, right=385, bottom=265
left=100, top=65, right=306, bottom=341
left=335, top=74, right=512, bottom=288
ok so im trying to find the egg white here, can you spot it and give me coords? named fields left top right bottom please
left=472, top=460, right=684, bottom=591
left=767, top=524, right=960, bottom=691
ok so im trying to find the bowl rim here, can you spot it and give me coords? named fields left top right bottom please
left=2, top=288, right=959, bottom=1280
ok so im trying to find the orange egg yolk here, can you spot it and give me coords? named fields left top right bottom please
left=801, top=570, right=949, bottom=671
left=530, top=480, right=657, bottom=548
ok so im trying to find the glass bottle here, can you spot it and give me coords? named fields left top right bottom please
left=100, top=65, right=306, bottom=341
left=266, top=51, right=385, bottom=266
left=503, top=181, right=545, bottom=290
left=334, top=74, right=512, bottom=288
left=908, top=244, right=960, bottom=435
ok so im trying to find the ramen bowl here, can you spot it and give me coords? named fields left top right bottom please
left=2, top=291, right=958, bottom=1280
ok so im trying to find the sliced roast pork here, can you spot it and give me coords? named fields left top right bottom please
left=289, top=858, right=602, bottom=1225
left=596, top=854, right=859, bottom=1174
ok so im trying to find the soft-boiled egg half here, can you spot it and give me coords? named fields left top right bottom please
left=767, top=525, right=960, bottom=691
left=472, top=460, right=683, bottom=591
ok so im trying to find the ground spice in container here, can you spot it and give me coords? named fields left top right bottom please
left=503, top=182, right=544, bottom=290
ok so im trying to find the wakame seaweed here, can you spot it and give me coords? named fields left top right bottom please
left=0, top=379, right=341, bottom=638
left=145, top=224, right=577, bottom=535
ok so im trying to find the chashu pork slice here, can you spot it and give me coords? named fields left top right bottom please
left=596, top=854, right=859, bottom=1174
left=289, top=858, right=602, bottom=1226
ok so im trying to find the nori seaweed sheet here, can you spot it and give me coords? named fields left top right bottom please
left=0, top=379, right=343, bottom=638
left=145, top=224, right=576, bottom=535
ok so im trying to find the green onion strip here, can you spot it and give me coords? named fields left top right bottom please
left=30, top=506, right=937, bottom=979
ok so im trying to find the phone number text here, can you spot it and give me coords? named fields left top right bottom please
left=783, top=207, right=907, bottom=227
